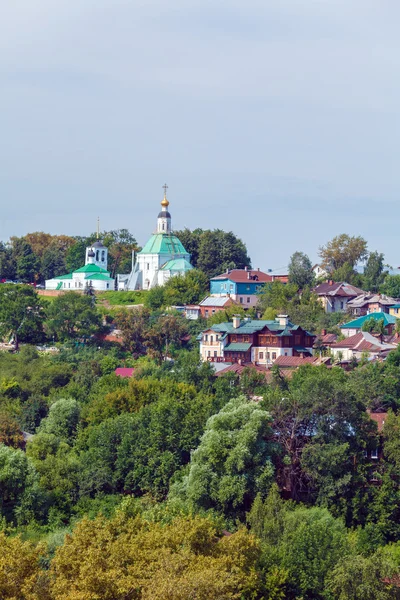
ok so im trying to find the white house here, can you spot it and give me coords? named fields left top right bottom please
left=45, top=239, right=115, bottom=292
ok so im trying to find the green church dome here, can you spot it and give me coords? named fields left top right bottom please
left=139, top=233, right=188, bottom=255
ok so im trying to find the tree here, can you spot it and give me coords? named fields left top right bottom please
left=0, top=412, right=24, bottom=449
left=41, top=242, right=67, bottom=281
left=49, top=514, right=262, bottom=600
left=163, top=269, right=209, bottom=306
left=319, top=234, right=368, bottom=273
left=145, top=314, right=188, bottom=363
left=362, top=316, right=386, bottom=341
left=0, top=284, right=44, bottom=349
left=173, top=396, right=275, bottom=519
left=173, top=228, right=251, bottom=279
left=288, top=251, right=314, bottom=288
left=102, top=229, right=139, bottom=277
left=65, top=238, right=87, bottom=272
left=45, top=292, right=101, bottom=341
left=38, top=398, right=80, bottom=441
left=363, top=251, right=387, bottom=292
left=380, top=275, right=400, bottom=298
left=0, top=533, right=50, bottom=599
left=114, top=306, right=150, bottom=355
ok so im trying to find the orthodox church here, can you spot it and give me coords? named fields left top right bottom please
left=45, top=236, right=115, bottom=292
left=118, top=187, right=193, bottom=290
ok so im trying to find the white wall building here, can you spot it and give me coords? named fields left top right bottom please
left=119, top=189, right=193, bottom=290
left=45, top=240, right=115, bottom=292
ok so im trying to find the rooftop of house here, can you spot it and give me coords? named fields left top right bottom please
left=200, top=296, right=236, bottom=307
left=213, top=362, right=294, bottom=381
left=368, top=411, right=388, bottom=433
left=314, top=332, right=338, bottom=346
left=347, top=293, right=398, bottom=308
left=211, top=268, right=273, bottom=283
left=314, top=281, right=365, bottom=297
left=340, top=312, right=398, bottom=330
left=332, top=331, right=397, bottom=353
left=273, top=355, right=331, bottom=368
left=204, top=317, right=315, bottom=338
left=115, top=367, right=135, bottom=378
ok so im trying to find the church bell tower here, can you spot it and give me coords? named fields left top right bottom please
left=157, top=184, right=172, bottom=234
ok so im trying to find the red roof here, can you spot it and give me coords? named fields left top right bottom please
left=115, top=367, right=135, bottom=378
left=214, top=363, right=294, bottom=381
left=211, top=269, right=273, bottom=283
left=274, top=356, right=317, bottom=368
left=368, top=411, right=387, bottom=433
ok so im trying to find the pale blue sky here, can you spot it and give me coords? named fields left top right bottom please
left=1, top=0, right=400, bottom=271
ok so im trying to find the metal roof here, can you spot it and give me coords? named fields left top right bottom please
left=340, top=312, right=397, bottom=329
left=224, top=342, right=252, bottom=352
left=139, top=233, right=188, bottom=255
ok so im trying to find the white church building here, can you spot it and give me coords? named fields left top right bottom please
left=45, top=239, right=115, bottom=292
left=118, top=188, right=193, bottom=290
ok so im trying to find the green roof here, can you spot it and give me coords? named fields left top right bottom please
left=160, top=258, right=193, bottom=271
left=84, top=273, right=114, bottom=281
left=390, top=304, right=400, bottom=309
left=55, top=273, right=73, bottom=280
left=224, top=343, right=252, bottom=352
left=210, top=319, right=295, bottom=335
left=139, top=233, right=188, bottom=255
left=341, top=312, right=397, bottom=329
left=74, top=264, right=109, bottom=274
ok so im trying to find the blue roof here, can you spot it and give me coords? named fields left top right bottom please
left=341, top=312, right=397, bottom=329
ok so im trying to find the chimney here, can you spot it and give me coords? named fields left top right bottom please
left=329, top=280, right=333, bottom=286
left=244, top=266, right=248, bottom=272
left=277, top=314, right=289, bottom=327
left=321, top=329, right=327, bottom=336
left=232, top=315, right=241, bottom=329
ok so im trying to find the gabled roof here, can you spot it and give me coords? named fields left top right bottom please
left=274, top=355, right=327, bottom=368
left=139, top=233, right=188, bottom=255
left=314, top=282, right=364, bottom=297
left=200, top=296, right=236, bottom=307
left=55, top=273, right=73, bottom=280
left=332, top=331, right=396, bottom=352
left=368, top=411, right=388, bottom=433
left=340, top=312, right=397, bottom=329
left=74, top=264, right=109, bottom=274
left=160, top=258, right=193, bottom=271
left=115, top=367, right=134, bottom=378
left=347, top=294, right=397, bottom=308
left=211, top=269, right=273, bottom=283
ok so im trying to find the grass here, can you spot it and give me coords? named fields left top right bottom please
left=97, top=290, right=148, bottom=306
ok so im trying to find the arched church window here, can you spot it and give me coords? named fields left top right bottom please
left=101, top=250, right=105, bottom=261
left=162, top=223, right=165, bottom=231
left=96, top=251, right=99, bottom=261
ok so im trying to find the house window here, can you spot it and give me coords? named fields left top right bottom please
left=216, top=335, right=219, bottom=341
left=371, top=449, right=378, bottom=459
left=240, top=297, right=243, bottom=303
left=214, top=351, right=217, bottom=357
left=210, top=336, right=213, bottom=343
left=205, top=310, right=209, bottom=317
left=284, top=352, right=288, bottom=356
left=68, top=283, right=70, bottom=288
left=266, top=352, right=270, bottom=359
left=340, top=301, right=344, bottom=309
left=295, top=335, right=301, bottom=345
left=207, top=350, right=211, bottom=357
left=272, top=352, right=276, bottom=360
left=230, top=284, right=234, bottom=289
left=247, top=297, right=251, bottom=303
left=231, top=335, right=237, bottom=342
left=204, top=334, right=208, bottom=342
left=259, top=352, right=264, bottom=359
left=107, top=283, right=109, bottom=289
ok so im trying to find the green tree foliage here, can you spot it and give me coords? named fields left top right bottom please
left=0, top=284, right=44, bottom=348
left=45, top=292, right=101, bottom=341
left=380, top=275, right=400, bottom=298
left=0, top=445, right=46, bottom=524
left=163, top=269, right=209, bottom=306
left=173, top=396, right=275, bottom=519
left=288, top=251, right=314, bottom=288
left=363, top=251, right=387, bottom=292
left=173, top=228, right=251, bottom=279
left=319, top=234, right=368, bottom=273
left=38, top=398, right=80, bottom=441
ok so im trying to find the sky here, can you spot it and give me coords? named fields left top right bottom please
left=1, top=0, right=400, bottom=272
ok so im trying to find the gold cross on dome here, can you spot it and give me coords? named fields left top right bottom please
left=162, top=183, right=168, bottom=197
